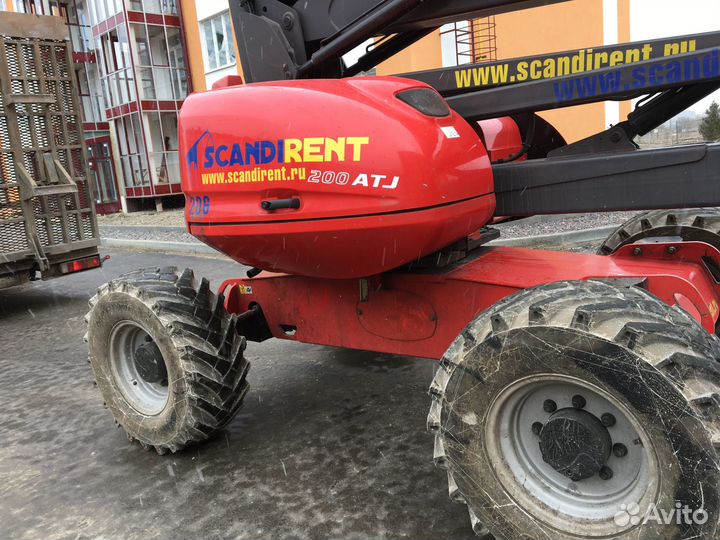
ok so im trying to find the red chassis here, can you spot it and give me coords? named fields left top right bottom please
left=218, top=241, right=720, bottom=361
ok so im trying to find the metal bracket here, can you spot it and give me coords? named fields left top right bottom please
left=13, top=157, right=80, bottom=271
left=548, top=123, right=638, bottom=158
left=231, top=1, right=300, bottom=82
left=14, top=157, right=78, bottom=200
left=27, top=231, right=49, bottom=272
left=13, top=163, right=49, bottom=271
left=6, top=93, right=54, bottom=105
left=359, top=279, right=370, bottom=303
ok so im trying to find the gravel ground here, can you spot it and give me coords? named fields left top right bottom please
left=492, top=211, right=639, bottom=238
left=98, top=208, right=186, bottom=227
left=562, top=243, right=595, bottom=254
left=99, top=210, right=642, bottom=244
left=100, top=225, right=196, bottom=243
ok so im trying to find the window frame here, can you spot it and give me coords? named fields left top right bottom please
left=200, top=11, right=236, bottom=73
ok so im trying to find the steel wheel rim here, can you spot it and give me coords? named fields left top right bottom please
left=484, top=374, right=660, bottom=537
left=109, top=321, right=169, bottom=416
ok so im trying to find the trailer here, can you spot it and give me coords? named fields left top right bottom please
left=85, top=2, right=720, bottom=538
left=0, top=12, right=101, bottom=290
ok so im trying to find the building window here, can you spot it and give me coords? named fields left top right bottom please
left=88, top=0, right=123, bottom=26
left=0, top=1, right=7, bottom=11
left=114, top=113, right=150, bottom=188
left=14, top=0, right=65, bottom=15
left=131, top=23, right=187, bottom=101
left=145, top=111, right=179, bottom=185
left=65, top=0, right=93, bottom=53
left=201, top=11, right=235, bottom=71
left=440, top=19, right=497, bottom=68
left=129, top=0, right=176, bottom=16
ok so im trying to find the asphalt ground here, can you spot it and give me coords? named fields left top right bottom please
left=0, top=250, right=486, bottom=540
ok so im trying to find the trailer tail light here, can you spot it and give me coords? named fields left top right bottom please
left=59, top=255, right=101, bottom=274
left=396, top=88, right=451, bottom=117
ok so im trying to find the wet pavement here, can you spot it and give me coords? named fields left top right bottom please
left=0, top=250, right=476, bottom=540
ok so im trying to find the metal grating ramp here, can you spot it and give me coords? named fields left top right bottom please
left=0, top=12, right=99, bottom=272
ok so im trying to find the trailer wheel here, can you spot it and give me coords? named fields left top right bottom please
left=85, top=267, right=249, bottom=454
left=599, top=208, right=720, bottom=254
left=429, top=280, right=720, bottom=539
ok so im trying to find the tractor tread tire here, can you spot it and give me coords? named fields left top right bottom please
left=429, top=280, right=720, bottom=539
left=86, top=267, right=249, bottom=454
left=599, top=208, right=720, bottom=255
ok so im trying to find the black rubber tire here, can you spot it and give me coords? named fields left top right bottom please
left=429, top=280, right=720, bottom=540
left=599, top=208, right=720, bottom=255
left=85, top=267, right=249, bottom=454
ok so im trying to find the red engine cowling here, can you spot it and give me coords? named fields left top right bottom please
left=180, top=77, right=495, bottom=279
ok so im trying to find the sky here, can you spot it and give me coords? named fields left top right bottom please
left=630, top=0, right=720, bottom=113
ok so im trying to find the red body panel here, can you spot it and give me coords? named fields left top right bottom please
left=221, top=242, right=720, bottom=360
left=180, top=77, right=495, bottom=278
left=211, top=75, right=244, bottom=90
left=178, top=77, right=720, bottom=365
left=477, top=117, right=525, bottom=162
left=191, top=195, right=494, bottom=279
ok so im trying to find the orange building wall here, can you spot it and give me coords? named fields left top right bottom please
left=179, top=0, right=207, bottom=93
left=494, top=0, right=606, bottom=142
left=233, top=31, right=243, bottom=81
left=377, top=31, right=442, bottom=76
left=181, top=1, right=245, bottom=93
left=376, top=0, right=632, bottom=143
left=618, top=0, right=632, bottom=120
left=495, top=0, right=633, bottom=141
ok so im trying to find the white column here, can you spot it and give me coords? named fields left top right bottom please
left=603, top=0, right=621, bottom=127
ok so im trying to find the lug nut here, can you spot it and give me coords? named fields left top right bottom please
left=613, top=443, right=628, bottom=458
left=531, top=422, right=543, bottom=436
left=601, top=413, right=616, bottom=427
left=599, top=466, right=614, bottom=480
left=571, top=395, right=587, bottom=409
left=543, top=400, right=557, bottom=413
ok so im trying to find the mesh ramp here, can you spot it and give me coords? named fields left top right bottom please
left=0, top=12, right=99, bottom=283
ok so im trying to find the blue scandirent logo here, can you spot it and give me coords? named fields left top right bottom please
left=187, top=129, right=215, bottom=170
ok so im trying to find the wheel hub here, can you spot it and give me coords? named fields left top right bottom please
left=539, top=408, right=611, bottom=481
left=133, top=341, right=167, bottom=384
left=485, top=375, right=660, bottom=536
left=109, top=321, right=169, bottom=415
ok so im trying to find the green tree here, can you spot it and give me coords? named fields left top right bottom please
left=699, top=101, right=720, bottom=142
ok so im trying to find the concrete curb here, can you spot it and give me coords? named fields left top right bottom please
left=101, top=224, right=621, bottom=257
left=99, top=225, right=188, bottom=234
left=101, top=237, right=219, bottom=255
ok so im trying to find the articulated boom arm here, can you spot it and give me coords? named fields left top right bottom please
left=229, top=0, right=720, bottom=216
left=229, top=0, right=571, bottom=83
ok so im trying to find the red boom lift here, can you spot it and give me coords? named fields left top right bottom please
left=85, top=1, right=720, bottom=538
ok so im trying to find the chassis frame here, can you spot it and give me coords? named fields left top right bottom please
left=219, top=241, right=720, bottom=359
left=209, top=0, right=720, bottom=354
